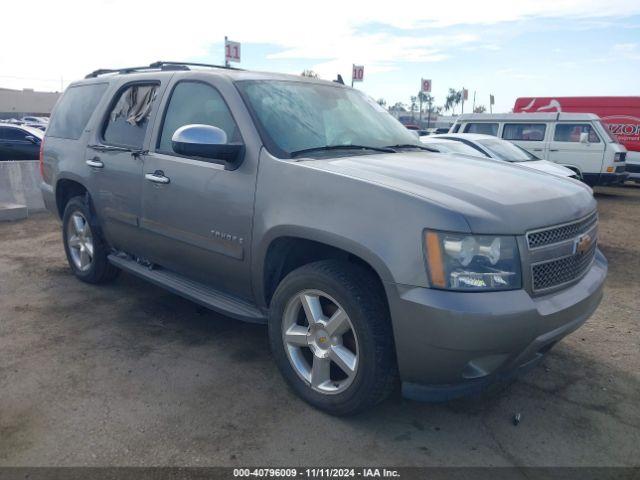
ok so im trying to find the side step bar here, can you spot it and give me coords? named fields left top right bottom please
left=108, top=254, right=266, bottom=324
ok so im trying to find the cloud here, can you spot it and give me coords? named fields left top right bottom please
left=612, top=43, right=640, bottom=60
left=1, top=0, right=640, bottom=91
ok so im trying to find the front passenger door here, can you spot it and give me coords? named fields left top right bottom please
left=140, top=79, right=256, bottom=300
left=547, top=123, right=605, bottom=176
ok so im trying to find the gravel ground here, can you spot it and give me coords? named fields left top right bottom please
left=0, top=185, right=638, bottom=467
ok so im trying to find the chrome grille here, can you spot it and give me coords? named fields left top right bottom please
left=532, top=241, right=597, bottom=291
left=527, top=212, right=597, bottom=249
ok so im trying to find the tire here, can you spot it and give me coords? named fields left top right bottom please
left=62, top=195, right=119, bottom=284
left=268, top=260, right=397, bottom=415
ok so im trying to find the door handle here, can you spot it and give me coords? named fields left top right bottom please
left=86, top=158, right=104, bottom=168
left=549, top=149, right=559, bottom=152
left=532, top=148, right=543, bottom=151
left=145, top=171, right=170, bottom=184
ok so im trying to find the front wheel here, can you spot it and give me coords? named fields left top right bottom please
left=268, top=260, right=397, bottom=415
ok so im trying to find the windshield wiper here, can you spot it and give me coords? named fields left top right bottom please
left=290, top=144, right=396, bottom=158
left=385, top=144, right=439, bottom=152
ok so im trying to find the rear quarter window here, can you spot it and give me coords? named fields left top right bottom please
left=47, top=83, right=108, bottom=140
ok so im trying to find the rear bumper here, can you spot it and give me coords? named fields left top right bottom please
left=40, top=181, right=57, bottom=217
left=386, top=249, right=607, bottom=401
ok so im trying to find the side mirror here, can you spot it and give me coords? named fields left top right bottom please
left=171, top=124, right=244, bottom=170
left=579, top=132, right=590, bottom=144
left=25, top=135, right=40, bottom=145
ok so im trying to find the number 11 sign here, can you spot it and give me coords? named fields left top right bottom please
left=225, top=38, right=241, bottom=64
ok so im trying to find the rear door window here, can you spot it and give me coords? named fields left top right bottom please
left=103, top=83, right=158, bottom=149
left=502, top=123, right=546, bottom=141
left=463, top=122, right=498, bottom=136
left=47, top=83, right=108, bottom=139
left=554, top=124, right=600, bottom=143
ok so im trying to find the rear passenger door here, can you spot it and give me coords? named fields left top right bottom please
left=501, top=122, right=548, bottom=157
left=140, top=76, right=257, bottom=300
left=547, top=123, right=605, bottom=176
left=87, top=79, right=167, bottom=254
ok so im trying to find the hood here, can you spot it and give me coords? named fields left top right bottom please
left=299, top=151, right=596, bottom=235
left=516, top=159, right=575, bottom=178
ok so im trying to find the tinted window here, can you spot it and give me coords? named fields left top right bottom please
left=502, top=123, right=546, bottom=141
left=103, top=84, right=158, bottom=148
left=158, top=82, right=241, bottom=154
left=554, top=124, right=600, bottom=143
left=47, top=84, right=108, bottom=139
left=463, top=122, right=498, bottom=135
left=0, top=127, right=30, bottom=141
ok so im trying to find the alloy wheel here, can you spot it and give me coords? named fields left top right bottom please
left=66, top=212, right=94, bottom=272
left=282, top=289, right=359, bottom=394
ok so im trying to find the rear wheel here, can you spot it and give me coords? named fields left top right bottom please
left=269, top=260, right=397, bottom=415
left=62, top=196, right=119, bottom=284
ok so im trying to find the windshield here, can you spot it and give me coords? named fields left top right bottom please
left=426, top=139, right=487, bottom=157
left=476, top=138, right=536, bottom=162
left=236, top=80, right=420, bottom=158
left=598, top=121, right=618, bottom=143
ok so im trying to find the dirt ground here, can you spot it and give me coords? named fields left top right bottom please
left=0, top=185, right=638, bottom=467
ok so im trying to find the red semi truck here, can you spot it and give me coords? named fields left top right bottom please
left=514, top=97, right=640, bottom=182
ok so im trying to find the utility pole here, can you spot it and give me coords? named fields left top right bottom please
left=427, top=97, right=432, bottom=128
left=224, top=36, right=229, bottom=68
left=419, top=94, right=423, bottom=125
left=472, top=90, right=476, bottom=113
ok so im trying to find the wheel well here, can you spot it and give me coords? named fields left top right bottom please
left=263, top=237, right=386, bottom=307
left=55, top=179, right=87, bottom=218
left=562, top=165, right=583, bottom=179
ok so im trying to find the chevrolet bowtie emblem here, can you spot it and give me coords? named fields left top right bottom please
left=575, top=233, right=593, bottom=256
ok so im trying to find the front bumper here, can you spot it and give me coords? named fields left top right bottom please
left=584, top=170, right=628, bottom=186
left=386, top=249, right=607, bottom=401
left=625, top=162, right=640, bottom=182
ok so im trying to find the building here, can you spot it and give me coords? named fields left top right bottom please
left=0, top=87, right=61, bottom=120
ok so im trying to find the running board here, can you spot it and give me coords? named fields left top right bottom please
left=108, top=254, right=266, bottom=323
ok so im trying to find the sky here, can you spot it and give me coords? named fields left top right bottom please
left=1, top=0, right=639, bottom=113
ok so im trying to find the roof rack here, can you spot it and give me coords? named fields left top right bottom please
left=85, top=61, right=243, bottom=78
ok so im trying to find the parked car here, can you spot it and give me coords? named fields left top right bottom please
left=0, top=124, right=43, bottom=160
left=450, top=113, right=627, bottom=186
left=21, top=116, right=49, bottom=125
left=514, top=97, right=640, bottom=183
left=420, top=133, right=578, bottom=179
left=41, top=62, right=606, bottom=415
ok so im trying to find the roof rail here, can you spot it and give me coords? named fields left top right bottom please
left=85, top=61, right=243, bottom=78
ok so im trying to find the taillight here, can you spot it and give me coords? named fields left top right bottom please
left=39, top=139, right=45, bottom=178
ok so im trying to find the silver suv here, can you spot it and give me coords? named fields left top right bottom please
left=40, top=62, right=607, bottom=415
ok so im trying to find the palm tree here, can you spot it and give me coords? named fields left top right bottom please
left=300, top=69, right=319, bottom=78
left=444, top=88, right=463, bottom=115
left=409, top=96, right=418, bottom=121
left=377, top=98, right=387, bottom=108
left=473, top=105, right=487, bottom=113
left=418, top=92, right=433, bottom=123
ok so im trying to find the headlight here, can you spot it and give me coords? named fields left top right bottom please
left=424, top=230, right=521, bottom=291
